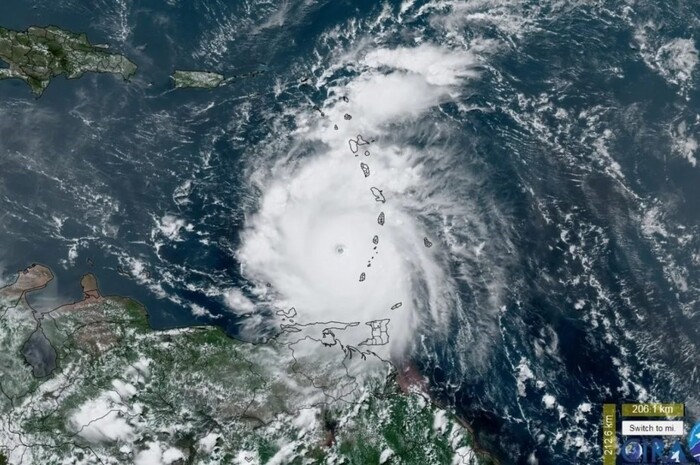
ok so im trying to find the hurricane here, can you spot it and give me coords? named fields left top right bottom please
left=237, top=42, right=491, bottom=359
left=4, top=0, right=698, bottom=461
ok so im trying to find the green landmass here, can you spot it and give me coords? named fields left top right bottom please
left=0, top=266, right=490, bottom=464
left=170, top=69, right=265, bottom=89
left=171, top=70, right=226, bottom=89
left=0, top=25, right=137, bottom=95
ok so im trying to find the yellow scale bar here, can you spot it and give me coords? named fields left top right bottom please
left=603, top=404, right=616, bottom=465
left=621, top=403, right=685, bottom=417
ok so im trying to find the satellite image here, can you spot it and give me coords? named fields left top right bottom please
left=0, top=1, right=698, bottom=464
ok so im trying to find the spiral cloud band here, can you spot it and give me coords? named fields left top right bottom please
left=238, top=43, right=482, bottom=358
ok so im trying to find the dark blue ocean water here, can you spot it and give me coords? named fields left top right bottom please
left=1, top=1, right=699, bottom=463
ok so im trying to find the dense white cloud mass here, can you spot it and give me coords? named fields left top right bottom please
left=238, top=42, right=484, bottom=358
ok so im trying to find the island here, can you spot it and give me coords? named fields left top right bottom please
left=170, top=69, right=266, bottom=89
left=0, top=25, right=137, bottom=95
left=171, top=70, right=226, bottom=89
left=0, top=264, right=493, bottom=464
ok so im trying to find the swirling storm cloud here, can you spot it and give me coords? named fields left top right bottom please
left=237, top=43, right=488, bottom=357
